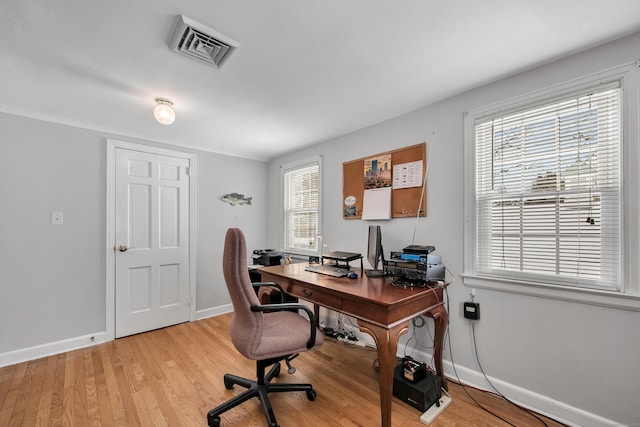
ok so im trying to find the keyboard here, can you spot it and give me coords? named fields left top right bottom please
left=305, top=265, right=350, bottom=277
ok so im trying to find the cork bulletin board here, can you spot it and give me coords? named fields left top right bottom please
left=342, top=143, right=426, bottom=219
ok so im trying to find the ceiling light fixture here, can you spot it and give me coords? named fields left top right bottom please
left=153, top=98, right=175, bottom=125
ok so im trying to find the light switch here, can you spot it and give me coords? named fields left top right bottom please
left=51, top=211, right=64, bottom=225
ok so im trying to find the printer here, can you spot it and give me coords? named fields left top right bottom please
left=252, top=249, right=282, bottom=266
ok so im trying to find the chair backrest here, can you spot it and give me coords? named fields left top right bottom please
left=223, top=228, right=263, bottom=359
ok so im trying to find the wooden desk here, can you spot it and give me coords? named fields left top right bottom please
left=259, top=263, right=448, bottom=427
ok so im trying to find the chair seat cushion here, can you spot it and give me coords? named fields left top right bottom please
left=251, top=311, right=324, bottom=360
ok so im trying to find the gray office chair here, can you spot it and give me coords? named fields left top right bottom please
left=207, top=228, right=324, bottom=427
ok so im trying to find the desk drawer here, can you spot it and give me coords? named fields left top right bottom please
left=287, top=283, right=341, bottom=308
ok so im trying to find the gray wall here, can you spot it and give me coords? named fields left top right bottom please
left=195, top=151, right=268, bottom=311
left=0, top=116, right=106, bottom=352
left=266, top=32, right=640, bottom=426
left=0, top=112, right=268, bottom=354
left=2, top=28, right=640, bottom=427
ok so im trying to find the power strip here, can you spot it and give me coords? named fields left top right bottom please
left=419, top=390, right=451, bottom=425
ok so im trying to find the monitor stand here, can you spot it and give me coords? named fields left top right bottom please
left=365, top=269, right=386, bottom=278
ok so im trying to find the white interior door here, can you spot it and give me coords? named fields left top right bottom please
left=114, top=147, right=191, bottom=338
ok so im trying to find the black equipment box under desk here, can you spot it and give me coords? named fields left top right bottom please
left=392, top=364, right=442, bottom=412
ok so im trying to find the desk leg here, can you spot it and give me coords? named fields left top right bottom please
left=357, top=320, right=409, bottom=427
left=424, top=304, right=448, bottom=391
left=313, top=304, right=320, bottom=328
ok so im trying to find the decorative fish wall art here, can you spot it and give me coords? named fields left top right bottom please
left=221, top=193, right=252, bottom=206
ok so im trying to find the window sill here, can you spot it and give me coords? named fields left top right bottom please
left=461, top=274, right=640, bottom=312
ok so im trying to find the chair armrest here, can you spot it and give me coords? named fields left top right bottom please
left=251, top=281, right=285, bottom=303
left=251, top=303, right=318, bottom=349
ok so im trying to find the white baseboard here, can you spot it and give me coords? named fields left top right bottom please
left=196, top=303, right=233, bottom=320
left=404, top=346, right=619, bottom=427
left=0, top=304, right=234, bottom=368
left=0, top=307, right=618, bottom=426
left=0, top=332, right=106, bottom=368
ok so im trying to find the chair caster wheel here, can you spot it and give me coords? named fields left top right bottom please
left=209, top=416, right=221, bottom=427
left=306, top=389, right=317, bottom=401
left=223, top=378, right=234, bottom=389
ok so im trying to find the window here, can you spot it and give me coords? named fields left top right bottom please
left=282, top=159, right=321, bottom=255
left=475, top=86, right=621, bottom=291
left=464, top=63, right=640, bottom=305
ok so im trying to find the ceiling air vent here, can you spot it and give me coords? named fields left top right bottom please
left=169, top=15, right=239, bottom=68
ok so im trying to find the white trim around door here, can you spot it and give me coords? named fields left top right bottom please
left=105, top=139, right=196, bottom=342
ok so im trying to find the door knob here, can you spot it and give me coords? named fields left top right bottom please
left=118, top=245, right=128, bottom=252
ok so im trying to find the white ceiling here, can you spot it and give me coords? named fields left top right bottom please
left=2, top=1, right=640, bottom=161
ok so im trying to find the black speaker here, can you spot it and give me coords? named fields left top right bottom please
left=392, top=364, right=442, bottom=412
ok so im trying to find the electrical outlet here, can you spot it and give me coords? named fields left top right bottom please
left=463, top=302, right=480, bottom=320
left=51, top=211, right=64, bottom=225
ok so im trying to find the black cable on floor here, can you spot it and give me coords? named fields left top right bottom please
left=444, top=288, right=518, bottom=427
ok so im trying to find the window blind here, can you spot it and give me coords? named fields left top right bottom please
left=474, top=84, right=622, bottom=291
left=284, top=162, right=319, bottom=253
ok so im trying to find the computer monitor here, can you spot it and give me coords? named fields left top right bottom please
left=365, top=225, right=386, bottom=277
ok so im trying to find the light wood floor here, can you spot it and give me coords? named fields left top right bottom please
left=0, top=313, right=565, bottom=426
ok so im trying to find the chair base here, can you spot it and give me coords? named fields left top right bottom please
left=207, top=360, right=317, bottom=427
